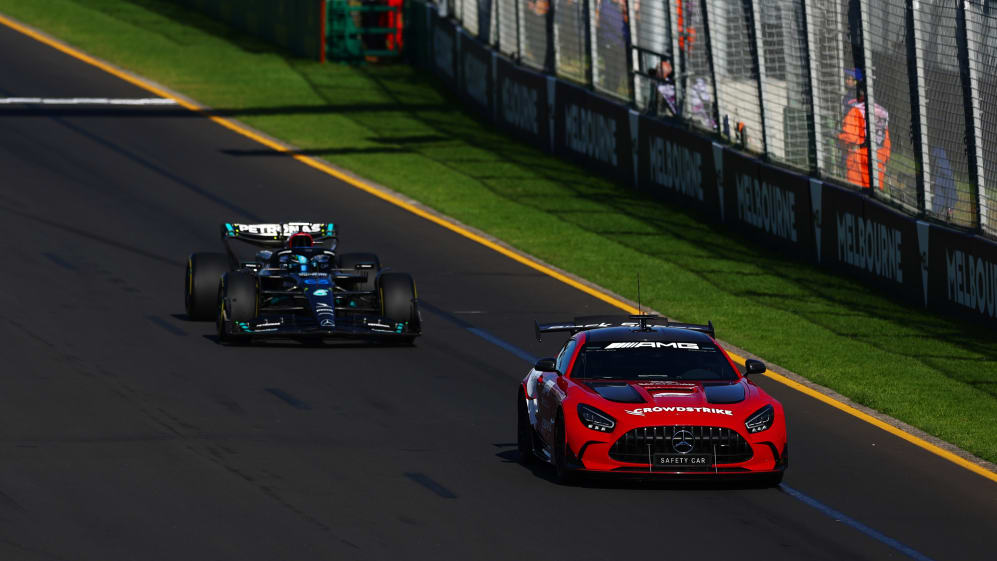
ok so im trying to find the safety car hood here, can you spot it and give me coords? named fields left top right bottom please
left=583, top=380, right=754, bottom=419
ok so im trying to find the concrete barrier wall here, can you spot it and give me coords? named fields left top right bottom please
left=415, top=1, right=997, bottom=328
left=169, top=0, right=325, bottom=60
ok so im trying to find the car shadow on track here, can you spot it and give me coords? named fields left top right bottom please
left=200, top=333, right=418, bottom=350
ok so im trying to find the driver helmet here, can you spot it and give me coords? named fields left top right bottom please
left=279, top=253, right=309, bottom=272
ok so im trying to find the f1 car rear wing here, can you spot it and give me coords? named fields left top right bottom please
left=221, top=222, right=338, bottom=247
left=534, top=315, right=715, bottom=342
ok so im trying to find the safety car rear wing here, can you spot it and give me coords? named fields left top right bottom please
left=534, top=315, right=715, bottom=342
left=220, top=222, right=338, bottom=247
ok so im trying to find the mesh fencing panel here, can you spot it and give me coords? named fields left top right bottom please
left=554, top=0, right=591, bottom=83
left=497, top=0, right=520, bottom=56
left=706, top=0, right=765, bottom=153
left=631, top=0, right=673, bottom=113
left=807, top=0, right=860, bottom=186
left=675, top=0, right=717, bottom=131
left=521, top=0, right=552, bottom=70
left=463, top=0, right=481, bottom=35
left=590, top=0, right=631, bottom=98
left=756, top=0, right=813, bottom=169
left=966, top=1, right=997, bottom=236
left=860, top=0, right=919, bottom=209
left=916, top=0, right=977, bottom=227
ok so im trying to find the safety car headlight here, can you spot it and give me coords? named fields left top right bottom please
left=578, top=404, right=616, bottom=433
left=745, top=404, right=775, bottom=434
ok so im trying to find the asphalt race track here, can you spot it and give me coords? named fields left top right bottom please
left=0, top=23, right=994, bottom=561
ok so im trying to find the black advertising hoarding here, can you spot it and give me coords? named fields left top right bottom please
left=635, top=115, right=718, bottom=214
left=811, top=180, right=866, bottom=272
left=457, top=28, right=493, bottom=119
left=553, top=81, right=633, bottom=185
left=721, top=153, right=815, bottom=261
left=859, top=196, right=922, bottom=303
left=923, top=223, right=997, bottom=327
left=430, top=9, right=458, bottom=90
left=494, top=55, right=551, bottom=151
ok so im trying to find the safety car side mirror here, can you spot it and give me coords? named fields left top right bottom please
left=534, top=358, right=558, bottom=373
left=745, top=359, right=766, bottom=375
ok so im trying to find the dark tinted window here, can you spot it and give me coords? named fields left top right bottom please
left=573, top=341, right=737, bottom=381
left=555, top=339, right=578, bottom=374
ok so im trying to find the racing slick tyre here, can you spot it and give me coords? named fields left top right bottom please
left=553, top=412, right=576, bottom=485
left=517, top=390, right=535, bottom=465
left=217, top=271, right=257, bottom=344
left=336, top=252, right=380, bottom=292
left=379, top=273, right=419, bottom=342
left=185, top=253, right=229, bottom=321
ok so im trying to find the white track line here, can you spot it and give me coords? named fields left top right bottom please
left=0, top=97, right=177, bottom=105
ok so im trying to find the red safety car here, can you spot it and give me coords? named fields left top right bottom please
left=517, top=315, right=787, bottom=485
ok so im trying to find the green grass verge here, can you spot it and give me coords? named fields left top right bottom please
left=3, top=0, right=997, bottom=464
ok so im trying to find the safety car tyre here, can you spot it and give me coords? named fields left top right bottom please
left=185, top=252, right=229, bottom=320
left=517, top=390, right=535, bottom=465
left=553, top=411, right=576, bottom=484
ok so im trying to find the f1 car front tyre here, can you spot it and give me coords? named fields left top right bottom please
left=379, top=272, right=419, bottom=328
left=217, top=271, right=257, bottom=344
left=185, top=253, right=229, bottom=320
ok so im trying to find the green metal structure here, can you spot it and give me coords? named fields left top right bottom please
left=326, top=0, right=403, bottom=60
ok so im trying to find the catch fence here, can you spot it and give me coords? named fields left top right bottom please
left=448, top=0, right=997, bottom=238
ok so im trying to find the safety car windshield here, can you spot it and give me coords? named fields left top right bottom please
left=573, top=341, right=737, bottom=381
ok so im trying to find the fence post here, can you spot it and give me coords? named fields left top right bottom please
left=748, top=0, right=770, bottom=156
left=958, top=0, right=984, bottom=231
left=857, top=0, right=879, bottom=191
left=698, top=0, right=721, bottom=132
left=911, top=0, right=932, bottom=212
left=624, top=0, right=637, bottom=103
left=669, top=0, right=682, bottom=111
left=803, top=0, right=825, bottom=175
left=799, top=0, right=819, bottom=173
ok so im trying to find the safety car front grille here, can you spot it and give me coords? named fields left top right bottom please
left=609, top=425, right=753, bottom=465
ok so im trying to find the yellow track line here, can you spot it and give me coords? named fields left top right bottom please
left=4, top=12, right=993, bottom=484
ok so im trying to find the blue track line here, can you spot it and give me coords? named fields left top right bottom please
left=780, top=484, right=936, bottom=561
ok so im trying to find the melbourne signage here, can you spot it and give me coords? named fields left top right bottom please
left=458, top=29, right=491, bottom=115
left=494, top=55, right=549, bottom=149
left=636, top=115, right=717, bottom=212
left=926, top=223, right=997, bottom=325
left=431, top=14, right=456, bottom=84
left=554, top=81, right=631, bottom=183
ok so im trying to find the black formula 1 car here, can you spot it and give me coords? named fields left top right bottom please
left=184, top=222, right=421, bottom=344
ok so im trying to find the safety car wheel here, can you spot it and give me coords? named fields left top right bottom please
left=185, top=252, right=229, bottom=320
left=517, top=390, right=535, bottom=465
left=553, top=412, right=575, bottom=484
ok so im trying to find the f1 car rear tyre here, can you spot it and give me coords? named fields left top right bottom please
left=379, top=272, right=418, bottom=326
left=185, top=253, right=229, bottom=321
left=336, top=252, right=380, bottom=292
left=517, top=391, right=535, bottom=465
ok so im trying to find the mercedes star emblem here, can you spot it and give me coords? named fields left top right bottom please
left=671, top=430, right=695, bottom=454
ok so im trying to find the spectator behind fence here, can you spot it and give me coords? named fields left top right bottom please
left=931, top=147, right=958, bottom=220
left=524, top=0, right=553, bottom=70
left=595, top=0, right=628, bottom=95
left=647, top=59, right=677, bottom=117
left=839, top=82, right=891, bottom=189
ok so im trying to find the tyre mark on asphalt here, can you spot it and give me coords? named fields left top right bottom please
left=403, top=473, right=457, bottom=499
left=42, top=252, right=76, bottom=270
left=265, top=388, right=311, bottom=410
left=146, top=315, right=186, bottom=336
